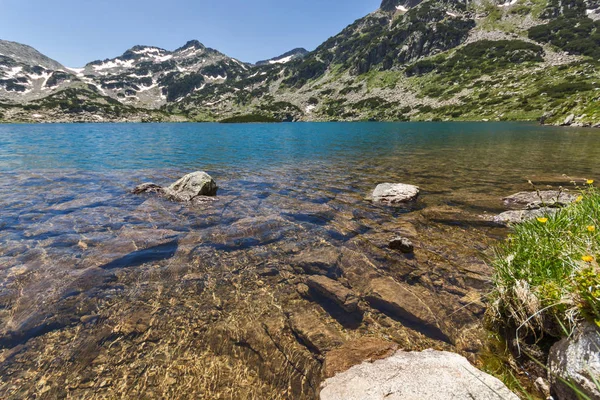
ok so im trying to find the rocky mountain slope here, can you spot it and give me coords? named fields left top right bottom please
left=256, top=48, right=309, bottom=66
left=2, top=0, right=600, bottom=125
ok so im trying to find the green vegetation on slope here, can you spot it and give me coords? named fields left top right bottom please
left=219, top=114, right=281, bottom=123
left=529, top=17, right=600, bottom=59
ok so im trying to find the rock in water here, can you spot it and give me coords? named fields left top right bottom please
left=132, top=171, right=218, bottom=202
left=323, top=338, right=398, bottom=379
left=503, top=190, right=576, bottom=210
left=493, top=208, right=559, bottom=225
left=306, top=275, right=359, bottom=313
left=548, top=322, right=600, bottom=400
left=165, top=171, right=218, bottom=201
left=371, top=183, right=419, bottom=205
left=319, top=350, right=519, bottom=400
left=389, top=237, right=414, bottom=253
left=132, top=182, right=163, bottom=195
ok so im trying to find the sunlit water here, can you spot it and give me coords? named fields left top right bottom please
left=0, top=122, right=598, bottom=398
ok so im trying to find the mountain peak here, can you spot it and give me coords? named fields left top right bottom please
left=177, top=40, right=205, bottom=52
left=0, top=39, right=65, bottom=70
left=256, top=48, right=309, bottom=66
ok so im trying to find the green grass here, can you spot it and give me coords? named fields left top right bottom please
left=490, top=182, right=600, bottom=339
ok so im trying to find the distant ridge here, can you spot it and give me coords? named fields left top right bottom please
left=255, top=48, right=308, bottom=66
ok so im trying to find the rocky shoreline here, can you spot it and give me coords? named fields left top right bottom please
left=128, top=171, right=595, bottom=399
left=1, top=165, right=596, bottom=399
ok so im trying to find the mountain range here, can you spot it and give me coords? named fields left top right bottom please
left=1, top=0, right=599, bottom=126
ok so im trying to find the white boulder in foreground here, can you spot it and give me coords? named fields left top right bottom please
left=371, top=183, right=419, bottom=204
left=320, top=350, right=518, bottom=400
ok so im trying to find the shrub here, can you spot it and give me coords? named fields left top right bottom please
left=529, top=17, right=600, bottom=59
left=219, top=114, right=280, bottom=123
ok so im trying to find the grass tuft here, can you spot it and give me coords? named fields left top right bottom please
left=490, top=182, right=600, bottom=340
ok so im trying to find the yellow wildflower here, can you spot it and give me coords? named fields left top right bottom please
left=587, top=179, right=595, bottom=185
left=576, top=195, right=584, bottom=203
left=588, top=226, right=596, bottom=233
left=537, top=217, right=548, bottom=223
left=582, top=255, right=594, bottom=263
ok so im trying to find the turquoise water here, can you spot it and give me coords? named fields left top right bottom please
left=1, top=122, right=599, bottom=398
left=1, top=122, right=599, bottom=174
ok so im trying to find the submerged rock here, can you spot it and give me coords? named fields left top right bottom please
left=322, top=337, right=398, bottom=379
left=371, top=183, right=419, bottom=205
left=503, top=190, right=576, bottom=210
left=389, top=236, right=414, bottom=253
left=133, top=171, right=218, bottom=202
left=548, top=322, right=600, bottom=400
left=319, top=350, right=519, bottom=400
left=306, top=275, right=359, bottom=313
left=365, top=277, right=449, bottom=342
left=288, top=310, right=345, bottom=354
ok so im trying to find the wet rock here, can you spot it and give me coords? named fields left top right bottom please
left=503, top=191, right=576, bottom=210
left=296, top=283, right=311, bottom=298
left=371, top=183, right=420, bottom=205
left=548, top=322, right=600, bottom=400
left=257, top=267, right=279, bottom=277
left=322, top=337, right=398, bottom=379
left=164, top=171, right=218, bottom=201
left=319, top=350, right=519, bottom=400
left=493, top=208, right=558, bottom=225
left=133, top=171, right=218, bottom=202
left=365, top=277, right=449, bottom=342
left=389, top=237, right=414, bottom=253
left=80, top=315, right=99, bottom=325
left=288, top=310, right=345, bottom=354
left=132, top=182, right=163, bottom=195
left=292, top=247, right=342, bottom=277
left=306, top=276, right=359, bottom=313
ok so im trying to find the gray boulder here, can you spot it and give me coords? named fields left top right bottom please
left=371, top=183, right=419, bottom=205
left=503, top=190, right=577, bottom=210
left=164, top=171, right=218, bottom=201
left=133, top=171, right=218, bottom=202
left=564, top=114, right=575, bottom=126
left=548, top=322, right=600, bottom=400
left=319, top=349, right=519, bottom=400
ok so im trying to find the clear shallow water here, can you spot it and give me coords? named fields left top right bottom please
left=0, top=122, right=599, bottom=399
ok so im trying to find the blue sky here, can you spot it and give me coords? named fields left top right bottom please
left=0, top=0, right=381, bottom=67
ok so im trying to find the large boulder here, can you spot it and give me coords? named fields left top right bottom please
left=548, top=322, right=600, bottom=400
left=133, top=171, right=218, bottom=202
left=319, top=349, right=519, bottom=400
left=503, top=190, right=576, bottom=210
left=306, top=276, right=360, bottom=313
left=371, top=183, right=419, bottom=205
